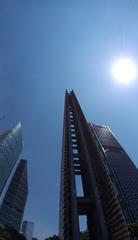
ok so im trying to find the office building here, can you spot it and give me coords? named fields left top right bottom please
left=92, top=123, right=138, bottom=224
left=0, top=122, right=23, bottom=196
left=0, top=159, right=28, bottom=231
left=22, top=221, right=34, bottom=240
left=59, top=90, right=135, bottom=239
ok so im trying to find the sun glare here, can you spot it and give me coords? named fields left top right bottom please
left=112, top=58, right=136, bottom=85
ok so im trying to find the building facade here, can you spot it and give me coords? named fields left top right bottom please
left=59, top=90, right=134, bottom=240
left=0, top=159, right=28, bottom=231
left=22, top=221, right=34, bottom=240
left=0, top=122, right=23, bottom=196
left=92, top=124, right=138, bottom=223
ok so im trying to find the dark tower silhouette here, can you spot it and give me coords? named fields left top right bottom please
left=59, top=90, right=130, bottom=240
left=0, top=159, right=28, bottom=231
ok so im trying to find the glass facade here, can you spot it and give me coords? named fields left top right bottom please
left=22, top=221, right=34, bottom=240
left=93, top=124, right=138, bottom=223
left=0, top=159, right=28, bottom=231
left=0, top=122, right=23, bottom=195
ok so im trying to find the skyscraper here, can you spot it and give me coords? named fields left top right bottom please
left=59, top=90, right=136, bottom=240
left=22, top=221, right=34, bottom=240
left=0, top=159, right=28, bottom=231
left=0, top=122, right=23, bottom=197
left=92, top=123, right=138, bottom=223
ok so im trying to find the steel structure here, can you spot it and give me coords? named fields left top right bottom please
left=59, top=90, right=129, bottom=240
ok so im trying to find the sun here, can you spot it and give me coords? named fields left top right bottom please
left=112, top=58, right=136, bottom=85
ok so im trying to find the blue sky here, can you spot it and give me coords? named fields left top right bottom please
left=0, top=0, right=138, bottom=239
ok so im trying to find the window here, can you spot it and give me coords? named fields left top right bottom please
left=70, top=119, right=74, bottom=123
left=74, top=161, right=80, bottom=167
left=72, top=144, right=77, bottom=148
left=75, top=175, right=84, bottom=197
left=73, top=149, right=78, bottom=154
left=71, top=128, right=75, bottom=132
left=79, top=215, right=88, bottom=233
left=71, top=133, right=76, bottom=137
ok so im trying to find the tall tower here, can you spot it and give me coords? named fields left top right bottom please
left=21, top=221, right=34, bottom=240
left=0, top=159, right=28, bottom=231
left=59, top=91, right=130, bottom=240
left=0, top=122, right=23, bottom=197
left=92, top=124, right=138, bottom=223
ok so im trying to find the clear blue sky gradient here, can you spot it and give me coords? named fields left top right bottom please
left=0, top=0, right=138, bottom=239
